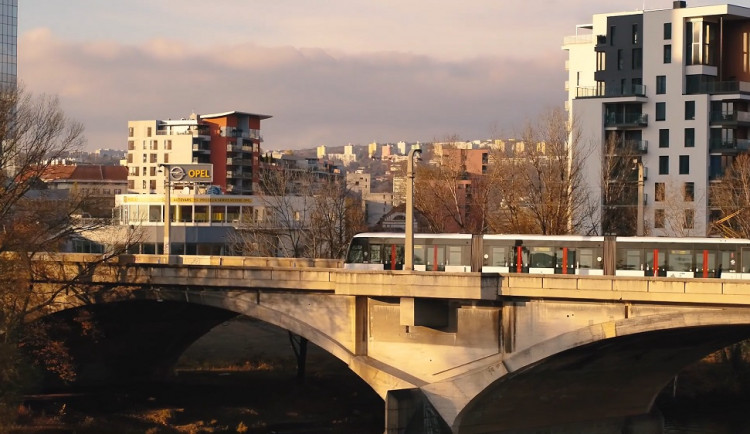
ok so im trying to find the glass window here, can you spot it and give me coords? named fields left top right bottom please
left=211, top=205, right=225, bottom=223
left=617, top=49, right=624, bottom=70
left=149, top=205, right=161, bottom=222
left=656, top=102, right=666, bottom=121
left=664, top=22, right=672, bottom=40
left=656, top=76, right=666, bottom=94
left=448, top=246, right=463, bottom=265
left=679, top=155, right=690, bottom=174
left=664, top=44, right=672, bottom=63
left=632, top=48, right=642, bottom=69
left=659, top=129, right=669, bottom=148
left=655, top=182, right=665, bottom=202
left=685, top=128, right=695, bottom=147
left=659, top=155, right=669, bottom=174
left=227, top=206, right=241, bottom=222
left=491, top=247, right=508, bottom=267
left=632, top=24, right=639, bottom=44
left=684, top=182, right=694, bottom=201
left=684, top=209, right=695, bottom=229
left=194, top=205, right=209, bottom=223
left=685, top=100, right=695, bottom=120
left=616, top=248, right=641, bottom=270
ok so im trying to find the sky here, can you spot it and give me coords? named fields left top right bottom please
left=18, top=0, right=750, bottom=151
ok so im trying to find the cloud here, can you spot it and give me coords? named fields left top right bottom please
left=19, top=29, right=566, bottom=150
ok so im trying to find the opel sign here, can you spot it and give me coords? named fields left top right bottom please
left=167, top=164, right=213, bottom=183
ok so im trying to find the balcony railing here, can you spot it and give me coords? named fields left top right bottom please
left=562, top=34, right=594, bottom=45
left=623, top=140, right=648, bottom=153
left=577, top=84, right=647, bottom=98
left=710, top=110, right=750, bottom=124
left=709, top=137, right=750, bottom=151
left=227, top=157, right=243, bottom=165
left=688, top=80, right=750, bottom=95
left=605, top=113, right=648, bottom=128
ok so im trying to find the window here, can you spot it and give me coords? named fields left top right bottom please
left=149, top=180, right=157, bottom=190
left=655, top=182, right=665, bottom=202
left=147, top=127, right=152, bottom=137
left=610, top=26, right=616, bottom=46
left=745, top=32, right=750, bottom=73
left=655, top=209, right=665, bottom=228
left=166, top=140, right=172, bottom=150
left=632, top=48, right=642, bottom=69
left=659, top=155, right=669, bottom=174
left=596, top=51, right=606, bottom=71
left=128, top=140, right=135, bottom=150
left=664, top=22, right=672, bottom=40
left=127, top=154, right=133, bottom=164
left=664, top=44, right=672, bottom=63
left=150, top=167, right=156, bottom=176
left=142, top=180, right=147, bottom=189
left=684, top=209, right=695, bottom=229
left=632, top=24, right=639, bottom=45
left=684, top=182, right=694, bottom=201
left=656, top=102, right=666, bottom=121
left=150, top=153, right=157, bottom=163
left=685, top=128, right=695, bottom=147
left=150, top=140, right=158, bottom=150
left=164, top=153, right=169, bottom=163
left=659, top=129, right=669, bottom=148
left=656, top=76, right=666, bottom=94
left=617, top=49, right=624, bottom=70
left=128, top=127, right=134, bottom=137
left=685, top=100, right=695, bottom=120
left=142, top=154, right=147, bottom=163
left=679, top=155, right=690, bottom=174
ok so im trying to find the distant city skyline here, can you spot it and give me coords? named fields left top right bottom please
left=18, top=0, right=743, bottom=151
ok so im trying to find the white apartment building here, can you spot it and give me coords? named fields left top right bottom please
left=565, top=1, right=750, bottom=236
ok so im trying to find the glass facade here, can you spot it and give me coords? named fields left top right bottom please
left=0, top=0, right=16, bottom=88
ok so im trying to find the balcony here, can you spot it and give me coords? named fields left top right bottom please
left=709, top=137, right=750, bottom=152
left=710, top=110, right=750, bottom=126
left=605, top=113, right=648, bottom=129
left=562, top=34, right=594, bottom=45
left=577, top=84, right=647, bottom=99
left=623, top=140, right=648, bottom=153
left=220, top=127, right=264, bottom=141
left=192, top=143, right=210, bottom=153
left=687, top=80, right=750, bottom=95
left=226, top=143, right=242, bottom=152
left=226, top=157, right=243, bottom=165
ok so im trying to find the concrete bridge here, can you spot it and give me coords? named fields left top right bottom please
left=32, top=253, right=750, bottom=433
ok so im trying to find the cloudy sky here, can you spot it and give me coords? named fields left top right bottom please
left=18, top=0, right=740, bottom=151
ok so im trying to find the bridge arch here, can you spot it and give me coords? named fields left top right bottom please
left=429, top=309, right=750, bottom=433
left=43, top=286, right=416, bottom=399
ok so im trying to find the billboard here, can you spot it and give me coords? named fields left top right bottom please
left=166, top=164, right=213, bottom=183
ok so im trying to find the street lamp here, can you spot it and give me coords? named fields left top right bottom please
left=405, top=146, right=422, bottom=270
left=633, top=158, right=644, bottom=236
left=158, top=164, right=171, bottom=255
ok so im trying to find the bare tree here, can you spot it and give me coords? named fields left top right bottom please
left=0, top=86, right=131, bottom=425
left=308, top=180, right=366, bottom=259
left=488, top=107, right=594, bottom=235
left=709, top=154, right=750, bottom=238
left=230, top=168, right=316, bottom=257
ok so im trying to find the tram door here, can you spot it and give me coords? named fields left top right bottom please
left=695, top=250, right=716, bottom=278
left=383, top=243, right=405, bottom=270
left=646, top=249, right=666, bottom=277
left=512, top=245, right=529, bottom=273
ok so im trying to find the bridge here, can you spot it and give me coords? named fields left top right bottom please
left=31, top=253, right=750, bottom=433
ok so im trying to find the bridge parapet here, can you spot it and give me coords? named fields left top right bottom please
left=503, top=274, right=750, bottom=305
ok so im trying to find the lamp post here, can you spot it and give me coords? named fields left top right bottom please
left=405, top=146, right=422, bottom=270
left=634, top=158, right=644, bottom=236
left=159, top=164, right=171, bottom=255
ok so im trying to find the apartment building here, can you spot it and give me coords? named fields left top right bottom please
left=564, top=1, right=750, bottom=236
left=0, top=0, right=16, bottom=89
left=126, top=111, right=271, bottom=195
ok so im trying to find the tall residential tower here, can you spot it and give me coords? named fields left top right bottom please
left=0, top=0, right=16, bottom=88
left=565, top=2, right=750, bottom=236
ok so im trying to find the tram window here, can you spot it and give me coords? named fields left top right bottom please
left=617, top=249, right=641, bottom=270
left=530, top=247, right=555, bottom=267
left=414, top=245, right=425, bottom=265
left=347, top=243, right=364, bottom=263
left=720, top=250, right=737, bottom=272
left=669, top=250, right=692, bottom=271
left=436, top=247, right=446, bottom=271
left=370, top=245, right=382, bottom=263
left=491, top=247, right=508, bottom=266
left=448, top=246, right=463, bottom=265
left=578, top=248, right=602, bottom=268
left=742, top=248, right=750, bottom=273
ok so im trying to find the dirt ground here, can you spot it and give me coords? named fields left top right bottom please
left=14, top=317, right=385, bottom=433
